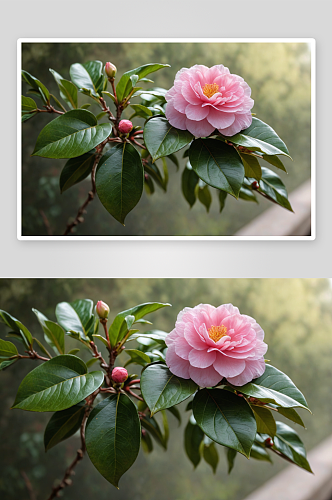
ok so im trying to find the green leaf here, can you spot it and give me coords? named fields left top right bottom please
left=50, top=93, right=67, bottom=113
left=129, top=331, right=167, bottom=346
left=167, top=406, right=181, bottom=425
left=218, top=190, right=228, bottom=213
left=0, top=310, right=33, bottom=348
left=197, top=184, right=212, bottom=212
left=239, top=186, right=258, bottom=203
left=22, top=112, right=37, bottom=122
left=33, top=337, right=52, bottom=359
left=276, top=407, right=305, bottom=428
left=86, top=394, right=141, bottom=488
left=33, top=309, right=65, bottom=355
left=130, top=104, right=153, bottom=119
left=70, top=61, right=103, bottom=97
left=141, top=364, right=197, bottom=415
left=258, top=167, right=293, bottom=212
left=32, top=109, right=112, bottom=159
left=262, top=154, right=287, bottom=172
left=86, top=357, right=99, bottom=368
left=140, top=414, right=167, bottom=449
left=143, top=161, right=167, bottom=191
left=116, top=64, right=170, bottom=103
left=240, top=153, right=262, bottom=180
left=67, top=348, right=80, bottom=355
left=250, top=442, right=272, bottom=462
left=203, top=441, right=219, bottom=473
left=141, top=430, right=153, bottom=453
left=227, top=118, right=291, bottom=158
left=124, top=349, right=151, bottom=367
left=92, top=334, right=109, bottom=347
left=267, top=421, right=312, bottom=472
left=193, top=389, right=257, bottom=458
left=96, top=143, right=144, bottom=225
left=226, top=448, right=237, bottom=473
left=182, top=167, right=199, bottom=207
left=22, top=70, right=50, bottom=104
left=189, top=139, right=244, bottom=198
left=0, top=359, right=18, bottom=371
left=236, top=364, right=309, bottom=411
left=60, top=152, right=95, bottom=193
left=44, top=402, right=85, bottom=451
left=108, top=303, right=170, bottom=347
left=22, top=95, right=37, bottom=112
left=49, top=69, right=78, bottom=109
left=144, top=117, right=193, bottom=162
left=184, top=419, right=204, bottom=467
left=55, top=300, right=92, bottom=339
left=252, top=406, right=276, bottom=436
left=144, top=174, right=155, bottom=195
left=0, top=338, right=18, bottom=359
left=13, top=355, right=103, bottom=412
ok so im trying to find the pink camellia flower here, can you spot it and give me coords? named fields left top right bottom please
left=96, top=300, right=110, bottom=319
left=105, top=62, right=117, bottom=78
left=118, top=119, right=133, bottom=134
left=112, top=367, right=128, bottom=384
left=165, top=304, right=267, bottom=387
left=165, top=65, right=254, bottom=137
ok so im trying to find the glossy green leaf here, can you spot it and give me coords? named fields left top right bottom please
left=86, top=394, right=141, bottom=488
left=0, top=359, right=18, bottom=371
left=116, top=64, right=170, bottom=103
left=67, top=348, right=80, bottom=355
left=197, top=184, right=212, bottom=212
left=44, top=402, right=85, bottom=451
left=189, top=139, right=244, bottom=198
left=276, top=406, right=305, bottom=428
left=13, top=355, right=103, bottom=412
left=239, top=186, right=258, bottom=203
left=226, top=448, right=237, bottom=473
left=22, top=70, right=50, bottom=104
left=193, top=388, right=256, bottom=457
left=92, top=334, right=109, bottom=347
left=124, top=349, right=151, bottom=367
left=50, top=93, right=67, bottom=113
left=55, top=300, right=93, bottom=339
left=70, top=61, right=103, bottom=97
left=96, top=143, right=144, bottom=225
left=167, top=405, right=181, bottom=424
left=32, top=309, right=65, bottom=355
left=182, top=167, right=199, bottom=207
left=141, top=364, right=197, bottom=415
left=0, top=338, right=18, bottom=359
left=218, top=190, right=228, bottom=213
left=130, top=104, right=153, bottom=119
left=184, top=419, right=204, bottom=467
left=86, top=358, right=99, bottom=368
left=236, top=364, right=309, bottom=411
left=0, top=310, right=33, bottom=348
left=258, top=167, right=293, bottom=212
left=108, top=303, right=170, bottom=347
left=60, top=152, right=95, bottom=193
left=143, top=161, right=167, bottom=191
left=49, top=69, right=78, bottom=109
left=140, top=414, right=167, bottom=449
left=266, top=421, right=312, bottom=472
left=262, top=154, right=287, bottom=172
left=228, top=118, right=291, bottom=158
left=240, top=153, right=262, bottom=180
left=22, top=95, right=37, bottom=112
left=144, top=174, right=155, bottom=195
left=129, top=331, right=167, bottom=346
left=203, top=442, right=219, bottom=473
left=252, top=406, right=276, bottom=436
left=33, top=337, right=52, bottom=359
left=141, top=430, right=153, bottom=453
left=32, top=109, right=112, bottom=159
left=250, top=442, right=272, bottom=462
left=144, top=117, right=193, bottom=162
left=22, top=112, right=37, bottom=122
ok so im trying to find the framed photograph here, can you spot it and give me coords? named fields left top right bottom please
left=18, top=38, right=315, bottom=240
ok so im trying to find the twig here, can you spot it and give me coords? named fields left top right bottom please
left=130, top=138, right=146, bottom=150
left=125, top=387, right=144, bottom=401
left=21, top=470, right=37, bottom=500
left=10, top=350, right=49, bottom=362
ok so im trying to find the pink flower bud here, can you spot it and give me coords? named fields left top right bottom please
left=96, top=300, right=110, bottom=319
left=105, top=62, right=117, bottom=78
left=112, top=367, right=128, bottom=384
left=118, top=120, right=133, bottom=135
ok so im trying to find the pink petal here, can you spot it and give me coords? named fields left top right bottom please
left=227, top=358, right=266, bottom=386
left=165, top=102, right=187, bottom=130
left=188, top=348, right=216, bottom=368
left=219, top=112, right=252, bottom=136
left=165, top=328, right=179, bottom=346
left=181, top=81, right=202, bottom=105
left=173, top=93, right=189, bottom=113
left=206, top=108, right=235, bottom=129
left=166, top=343, right=190, bottom=379
left=184, top=324, right=206, bottom=350
left=174, top=336, right=192, bottom=360
left=189, top=365, right=222, bottom=388
left=213, top=352, right=245, bottom=378
left=185, top=118, right=215, bottom=137
left=185, top=104, right=209, bottom=121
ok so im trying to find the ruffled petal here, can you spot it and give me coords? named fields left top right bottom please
left=165, top=102, right=187, bottom=130
left=188, top=348, right=216, bottom=368
left=189, top=365, right=222, bottom=388
left=166, top=343, right=190, bottom=379
left=174, top=336, right=192, bottom=360
left=218, top=112, right=252, bottom=136
left=227, top=358, right=266, bottom=386
left=185, top=103, right=209, bottom=121
left=185, top=118, right=215, bottom=137
left=213, top=352, right=245, bottom=378
left=206, top=108, right=235, bottom=129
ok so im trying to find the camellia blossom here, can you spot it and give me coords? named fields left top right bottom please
left=165, top=65, right=254, bottom=137
left=165, top=304, right=267, bottom=387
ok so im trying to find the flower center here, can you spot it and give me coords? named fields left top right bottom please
left=202, top=83, right=219, bottom=98
left=208, top=325, right=228, bottom=343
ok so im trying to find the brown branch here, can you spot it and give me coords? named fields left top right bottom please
left=63, top=142, right=107, bottom=236
left=47, top=391, right=100, bottom=500
left=10, top=350, right=49, bottom=362
left=21, top=471, right=36, bottom=500
left=34, top=105, right=64, bottom=115
left=130, top=138, right=146, bottom=150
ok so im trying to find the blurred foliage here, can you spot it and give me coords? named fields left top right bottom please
left=0, top=278, right=331, bottom=499
left=21, top=42, right=311, bottom=236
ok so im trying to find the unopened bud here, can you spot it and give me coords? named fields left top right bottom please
left=265, top=437, right=274, bottom=447
left=105, top=62, right=117, bottom=78
left=252, top=181, right=259, bottom=189
left=112, top=367, right=128, bottom=384
left=96, top=300, right=110, bottom=319
left=118, top=120, right=133, bottom=135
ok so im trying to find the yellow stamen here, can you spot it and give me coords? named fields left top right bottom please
left=208, top=325, right=228, bottom=343
left=202, top=83, right=219, bottom=98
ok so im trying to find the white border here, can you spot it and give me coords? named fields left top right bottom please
left=17, top=38, right=316, bottom=241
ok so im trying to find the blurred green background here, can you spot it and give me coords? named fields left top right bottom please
left=21, top=42, right=311, bottom=236
left=0, top=278, right=331, bottom=500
